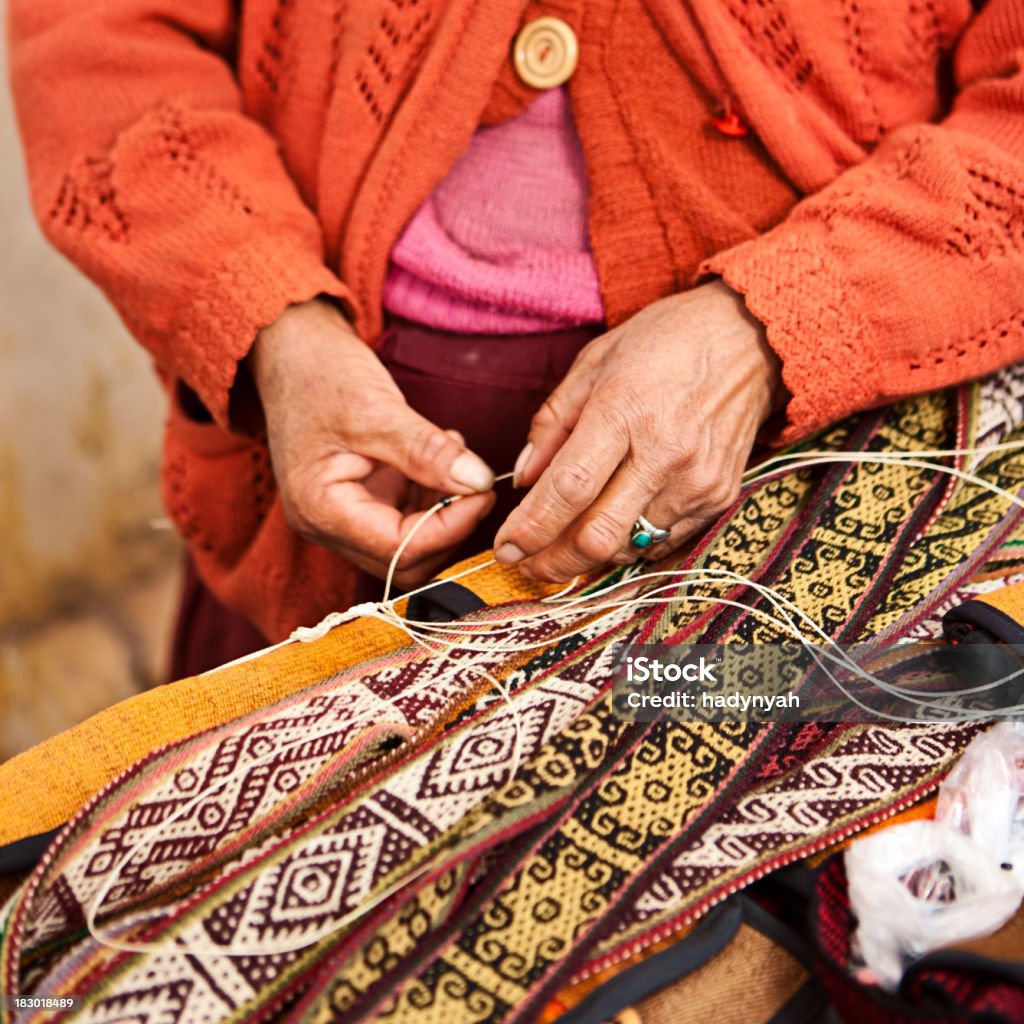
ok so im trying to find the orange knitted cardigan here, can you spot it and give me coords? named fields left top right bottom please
left=9, top=0, right=1024, bottom=640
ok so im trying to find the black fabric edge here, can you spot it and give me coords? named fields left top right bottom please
left=943, top=599, right=1024, bottom=648
left=406, top=580, right=488, bottom=623
left=0, top=826, right=62, bottom=875
left=740, top=892, right=818, bottom=970
left=764, top=977, right=831, bottom=1024
left=905, top=947, right=1024, bottom=990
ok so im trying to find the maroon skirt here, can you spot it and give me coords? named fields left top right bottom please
left=169, top=319, right=601, bottom=679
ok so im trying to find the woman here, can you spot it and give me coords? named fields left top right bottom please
left=9, top=0, right=1024, bottom=670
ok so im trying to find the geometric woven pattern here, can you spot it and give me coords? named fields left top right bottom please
left=4, top=375, right=1024, bottom=1023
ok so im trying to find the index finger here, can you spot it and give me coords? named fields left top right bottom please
left=493, top=403, right=628, bottom=562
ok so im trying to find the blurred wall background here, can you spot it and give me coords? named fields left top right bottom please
left=0, top=10, right=182, bottom=761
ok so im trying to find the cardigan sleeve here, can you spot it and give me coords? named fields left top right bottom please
left=703, top=0, right=1024, bottom=445
left=8, top=0, right=355, bottom=429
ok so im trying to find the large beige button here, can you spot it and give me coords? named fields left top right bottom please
left=513, top=17, right=579, bottom=90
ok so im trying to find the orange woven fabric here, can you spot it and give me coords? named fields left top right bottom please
left=9, top=0, right=1024, bottom=638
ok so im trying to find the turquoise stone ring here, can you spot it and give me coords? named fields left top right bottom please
left=630, top=516, right=671, bottom=549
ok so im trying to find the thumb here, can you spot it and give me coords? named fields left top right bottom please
left=362, top=404, right=494, bottom=494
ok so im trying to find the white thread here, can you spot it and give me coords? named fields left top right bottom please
left=746, top=438, right=1024, bottom=481
left=202, top=438, right=1024, bottom=674
left=84, top=437, right=1024, bottom=958
left=382, top=471, right=515, bottom=603
left=743, top=453, right=1024, bottom=512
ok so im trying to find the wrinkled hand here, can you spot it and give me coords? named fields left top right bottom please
left=249, top=298, right=496, bottom=589
left=493, top=281, right=783, bottom=581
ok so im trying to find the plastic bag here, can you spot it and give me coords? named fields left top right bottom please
left=935, top=722, right=1024, bottom=885
left=845, top=723, right=1024, bottom=990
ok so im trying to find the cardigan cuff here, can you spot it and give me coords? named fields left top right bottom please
left=173, top=234, right=357, bottom=432
left=701, top=221, right=882, bottom=447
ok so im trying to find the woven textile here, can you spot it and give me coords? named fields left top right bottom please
left=4, top=376, right=1024, bottom=1023
left=0, top=555, right=558, bottom=852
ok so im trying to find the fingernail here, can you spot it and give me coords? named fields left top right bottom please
left=512, top=442, right=534, bottom=488
left=450, top=452, right=494, bottom=492
left=494, top=543, right=526, bottom=564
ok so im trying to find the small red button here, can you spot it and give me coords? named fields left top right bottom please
left=711, top=109, right=749, bottom=138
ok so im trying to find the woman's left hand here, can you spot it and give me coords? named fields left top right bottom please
left=492, top=280, right=784, bottom=580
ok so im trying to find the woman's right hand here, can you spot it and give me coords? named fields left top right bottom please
left=248, top=298, right=496, bottom=589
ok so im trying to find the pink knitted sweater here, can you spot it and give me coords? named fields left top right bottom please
left=383, top=88, right=604, bottom=332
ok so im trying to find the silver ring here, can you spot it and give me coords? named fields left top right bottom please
left=629, top=515, right=671, bottom=549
